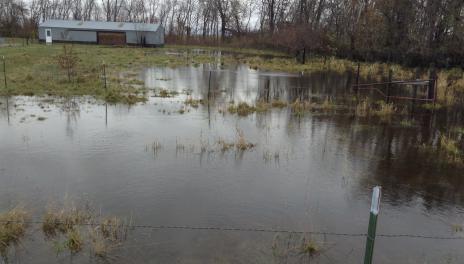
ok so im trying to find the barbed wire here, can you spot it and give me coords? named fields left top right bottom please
left=1, top=219, right=463, bottom=240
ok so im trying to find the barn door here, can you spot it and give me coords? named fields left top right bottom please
left=98, top=32, right=126, bottom=45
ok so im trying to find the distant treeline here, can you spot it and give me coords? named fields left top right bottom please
left=1, top=0, right=463, bottom=67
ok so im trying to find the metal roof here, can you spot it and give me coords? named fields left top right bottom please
left=39, top=20, right=160, bottom=32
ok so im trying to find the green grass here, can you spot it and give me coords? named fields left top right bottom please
left=0, top=44, right=221, bottom=102
left=1, top=42, right=463, bottom=106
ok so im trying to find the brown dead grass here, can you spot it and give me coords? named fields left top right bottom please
left=0, top=207, right=29, bottom=260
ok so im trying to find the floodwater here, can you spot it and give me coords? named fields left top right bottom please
left=1, top=63, right=464, bottom=264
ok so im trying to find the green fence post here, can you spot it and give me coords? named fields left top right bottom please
left=364, top=186, right=381, bottom=264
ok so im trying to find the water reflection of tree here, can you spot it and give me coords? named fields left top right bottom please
left=0, top=97, right=10, bottom=119
left=254, top=70, right=352, bottom=104
left=308, top=113, right=464, bottom=209
left=61, top=97, right=80, bottom=139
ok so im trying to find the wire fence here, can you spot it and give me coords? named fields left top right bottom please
left=1, top=219, right=463, bottom=240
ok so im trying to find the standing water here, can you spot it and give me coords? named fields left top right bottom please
left=0, top=64, right=463, bottom=263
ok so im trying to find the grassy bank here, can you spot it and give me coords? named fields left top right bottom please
left=0, top=40, right=463, bottom=105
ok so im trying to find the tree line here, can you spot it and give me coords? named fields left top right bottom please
left=1, top=0, right=463, bottom=67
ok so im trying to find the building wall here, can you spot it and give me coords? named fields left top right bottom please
left=146, top=28, right=164, bottom=46
left=125, top=30, right=164, bottom=46
left=39, top=27, right=97, bottom=43
left=38, top=26, right=164, bottom=46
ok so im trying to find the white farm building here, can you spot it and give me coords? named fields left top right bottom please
left=38, top=20, right=164, bottom=47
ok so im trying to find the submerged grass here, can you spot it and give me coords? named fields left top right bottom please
left=236, top=129, right=256, bottom=151
left=418, top=134, right=464, bottom=167
left=440, top=135, right=460, bottom=157
left=228, top=102, right=256, bottom=116
left=271, top=100, right=288, bottom=108
left=184, top=97, right=205, bottom=108
left=374, top=101, right=396, bottom=116
left=271, top=234, right=322, bottom=262
left=42, top=206, right=91, bottom=237
left=65, top=228, right=83, bottom=254
left=217, top=129, right=256, bottom=152
left=0, top=207, right=29, bottom=260
left=42, top=203, right=130, bottom=259
left=300, top=240, right=320, bottom=257
left=156, top=89, right=178, bottom=98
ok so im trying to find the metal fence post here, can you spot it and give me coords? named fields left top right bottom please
left=3, top=56, right=9, bottom=124
left=207, top=70, right=212, bottom=100
left=364, top=186, right=381, bottom=264
left=2, top=56, right=6, bottom=91
left=386, top=69, right=392, bottom=103
left=103, top=62, right=107, bottom=91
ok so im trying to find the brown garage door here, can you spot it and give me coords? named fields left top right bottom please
left=97, top=32, right=126, bottom=45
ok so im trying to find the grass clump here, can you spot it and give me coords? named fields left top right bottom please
left=236, top=129, right=256, bottom=151
left=290, top=99, right=311, bottom=116
left=184, top=97, right=205, bottom=108
left=271, top=99, right=287, bottom=108
left=399, top=119, right=416, bottom=127
left=440, top=135, right=460, bottom=157
left=64, top=228, right=83, bottom=254
left=452, top=224, right=463, bottom=233
left=0, top=207, right=29, bottom=260
left=417, top=134, right=464, bottom=167
left=42, top=206, right=91, bottom=237
left=218, top=139, right=235, bottom=152
left=156, top=89, right=178, bottom=98
left=99, top=217, right=128, bottom=242
left=217, top=129, right=256, bottom=152
left=228, top=102, right=256, bottom=116
left=300, top=240, right=320, bottom=257
left=255, top=101, right=271, bottom=112
left=422, top=102, right=443, bottom=110
left=104, top=87, right=148, bottom=105
left=356, top=99, right=370, bottom=117
left=373, top=101, right=396, bottom=116
left=317, top=97, right=336, bottom=111
left=42, top=203, right=130, bottom=260
left=271, top=234, right=322, bottom=262
left=89, top=216, right=129, bottom=260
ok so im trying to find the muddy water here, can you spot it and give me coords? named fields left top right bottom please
left=1, top=65, right=464, bottom=263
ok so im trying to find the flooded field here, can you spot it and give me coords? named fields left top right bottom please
left=1, top=64, right=464, bottom=263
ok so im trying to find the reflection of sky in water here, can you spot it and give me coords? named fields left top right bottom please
left=144, top=64, right=320, bottom=104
